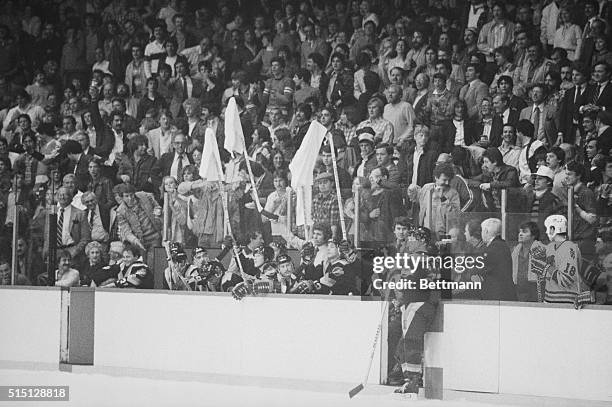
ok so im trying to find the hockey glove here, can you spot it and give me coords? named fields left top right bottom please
left=290, top=280, right=314, bottom=294
left=529, top=245, right=548, bottom=276
left=253, top=279, right=273, bottom=295
left=231, top=282, right=251, bottom=300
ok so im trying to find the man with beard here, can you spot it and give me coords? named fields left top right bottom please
left=365, top=166, right=404, bottom=244
left=410, top=163, right=460, bottom=238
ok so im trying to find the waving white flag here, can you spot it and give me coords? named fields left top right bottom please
left=199, top=127, right=224, bottom=181
left=224, top=97, right=245, bottom=155
left=289, top=120, right=327, bottom=226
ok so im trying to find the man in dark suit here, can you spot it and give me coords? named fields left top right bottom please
left=477, top=218, right=517, bottom=301
left=81, top=191, right=110, bottom=244
left=557, top=63, right=595, bottom=144
left=55, top=186, right=91, bottom=266
left=492, top=93, right=519, bottom=126
left=151, top=132, right=193, bottom=188
left=591, top=62, right=612, bottom=111
left=169, top=59, right=203, bottom=118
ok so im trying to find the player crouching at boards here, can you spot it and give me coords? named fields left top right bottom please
left=101, top=243, right=153, bottom=289
left=531, top=215, right=594, bottom=307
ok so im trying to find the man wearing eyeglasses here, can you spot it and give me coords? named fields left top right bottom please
left=152, top=132, right=193, bottom=186
left=81, top=191, right=110, bottom=245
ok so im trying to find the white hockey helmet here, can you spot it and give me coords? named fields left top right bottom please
left=545, top=215, right=567, bottom=239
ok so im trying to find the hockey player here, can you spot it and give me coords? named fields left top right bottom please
left=538, top=215, right=591, bottom=305
left=231, top=245, right=276, bottom=300
left=277, top=254, right=298, bottom=293
left=103, top=243, right=153, bottom=289
left=163, top=242, right=199, bottom=290
left=386, top=227, right=439, bottom=396
left=314, top=239, right=359, bottom=295
left=190, top=247, right=225, bottom=292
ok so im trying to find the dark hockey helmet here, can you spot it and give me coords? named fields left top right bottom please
left=409, top=226, right=433, bottom=243
left=170, top=242, right=187, bottom=262
left=261, top=262, right=279, bottom=278
left=277, top=254, right=292, bottom=265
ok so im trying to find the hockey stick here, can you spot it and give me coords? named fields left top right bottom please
left=349, top=297, right=390, bottom=398
left=327, top=131, right=347, bottom=240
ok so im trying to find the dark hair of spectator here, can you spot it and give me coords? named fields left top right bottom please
left=312, top=222, right=332, bottom=239
left=123, top=242, right=141, bottom=259
left=498, top=75, right=513, bottom=88
left=307, top=52, right=325, bottom=70
left=57, top=250, right=72, bottom=262
left=515, top=119, right=534, bottom=139
left=127, top=135, right=148, bottom=155
left=272, top=169, right=289, bottom=184
left=466, top=219, right=482, bottom=240
left=295, top=68, right=311, bottom=83
left=594, top=61, right=611, bottom=74
left=435, top=59, right=452, bottom=73
left=483, top=147, right=504, bottom=166
left=566, top=160, right=585, bottom=180
left=548, top=146, right=565, bottom=164
left=394, top=216, right=412, bottom=228
left=296, top=103, right=312, bottom=119
left=494, top=45, right=514, bottom=63
left=519, top=221, right=540, bottom=240
left=356, top=52, right=371, bottom=69
left=551, top=47, right=568, bottom=60
left=270, top=56, right=286, bottom=68
left=433, top=163, right=455, bottom=179
left=363, top=71, right=381, bottom=93
left=375, top=143, right=394, bottom=155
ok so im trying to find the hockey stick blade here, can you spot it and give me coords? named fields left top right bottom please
left=348, top=383, right=364, bottom=398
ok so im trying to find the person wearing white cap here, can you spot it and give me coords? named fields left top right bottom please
left=353, top=127, right=377, bottom=178
left=519, top=165, right=562, bottom=234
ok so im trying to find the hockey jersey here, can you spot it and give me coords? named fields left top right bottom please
left=544, top=240, right=584, bottom=303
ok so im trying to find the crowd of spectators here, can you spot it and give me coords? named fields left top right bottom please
left=0, top=0, right=611, bottom=305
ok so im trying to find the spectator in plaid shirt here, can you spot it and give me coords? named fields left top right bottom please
left=312, top=172, right=341, bottom=239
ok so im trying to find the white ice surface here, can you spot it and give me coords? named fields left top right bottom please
left=0, top=368, right=525, bottom=407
